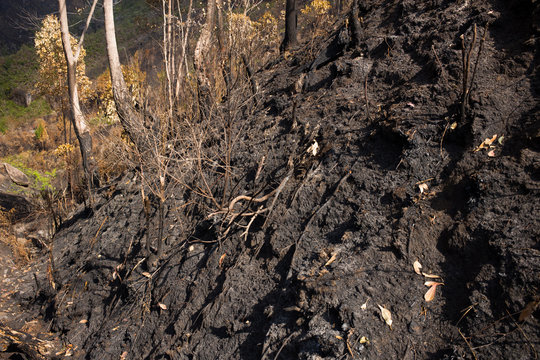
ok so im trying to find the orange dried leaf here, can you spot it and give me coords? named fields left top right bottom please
left=424, top=285, right=438, bottom=302
left=487, top=150, right=495, bottom=157
left=484, top=134, right=497, bottom=146
left=413, top=260, right=423, bottom=275
left=158, top=303, right=167, bottom=310
left=79, top=319, right=87, bottom=324
left=219, top=253, right=227, bottom=268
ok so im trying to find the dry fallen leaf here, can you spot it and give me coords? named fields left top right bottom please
left=361, top=298, right=369, bottom=310
left=519, top=298, right=540, bottom=322
left=474, top=134, right=498, bottom=151
left=378, top=304, right=393, bottom=328
left=324, top=252, right=338, bottom=266
left=359, top=336, right=369, bottom=344
left=422, top=272, right=441, bottom=279
left=142, top=272, right=152, bottom=278
left=120, top=351, right=128, bottom=360
left=79, top=319, right=87, bottom=324
left=487, top=150, right=495, bottom=157
left=307, top=140, right=319, bottom=156
left=158, top=303, right=167, bottom=310
left=219, top=253, right=227, bottom=268
left=424, top=282, right=444, bottom=302
left=484, top=134, right=497, bottom=146
left=418, top=183, right=429, bottom=193
left=413, top=260, right=423, bottom=275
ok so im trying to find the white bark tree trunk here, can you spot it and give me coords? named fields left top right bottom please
left=194, top=0, right=217, bottom=89
left=103, top=0, right=145, bottom=150
left=58, top=0, right=97, bottom=193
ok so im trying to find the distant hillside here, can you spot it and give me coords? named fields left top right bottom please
left=0, top=0, right=85, bottom=55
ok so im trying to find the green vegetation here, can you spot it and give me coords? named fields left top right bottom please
left=0, top=44, right=51, bottom=133
left=0, top=98, right=51, bottom=133
left=0, top=44, right=38, bottom=97
left=34, top=122, right=45, bottom=140
left=1, top=155, right=57, bottom=192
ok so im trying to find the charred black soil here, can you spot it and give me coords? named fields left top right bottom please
left=2, top=0, right=539, bottom=359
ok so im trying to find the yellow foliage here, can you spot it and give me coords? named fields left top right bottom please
left=228, top=13, right=255, bottom=50
left=253, top=12, right=279, bottom=49
left=34, top=15, right=92, bottom=105
left=95, top=52, right=146, bottom=123
left=226, top=11, right=279, bottom=68
left=54, top=143, right=75, bottom=158
left=301, top=0, right=331, bottom=16
left=301, top=0, right=334, bottom=56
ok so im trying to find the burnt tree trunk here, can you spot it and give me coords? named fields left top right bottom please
left=281, top=0, right=298, bottom=52
left=349, top=0, right=363, bottom=48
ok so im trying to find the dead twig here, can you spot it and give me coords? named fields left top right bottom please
left=273, top=331, right=297, bottom=360
left=241, top=205, right=267, bottom=242
left=287, top=166, right=354, bottom=281
left=431, top=44, right=449, bottom=85
left=459, top=329, right=478, bottom=360
left=90, top=215, right=108, bottom=248
left=440, top=121, right=450, bottom=158
left=507, top=309, right=538, bottom=359
left=262, top=173, right=291, bottom=228
left=460, top=24, right=477, bottom=122
left=467, top=24, right=488, bottom=107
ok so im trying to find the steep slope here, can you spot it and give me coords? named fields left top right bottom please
left=4, top=0, right=539, bottom=359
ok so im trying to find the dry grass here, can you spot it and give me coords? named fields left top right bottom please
left=0, top=208, right=31, bottom=264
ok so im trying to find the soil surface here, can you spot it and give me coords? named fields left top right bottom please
left=1, top=0, right=539, bottom=359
